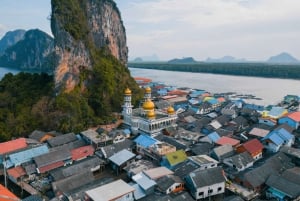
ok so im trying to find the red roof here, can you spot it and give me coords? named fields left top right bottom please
left=287, top=111, right=300, bottom=122
left=7, top=166, right=26, bottom=179
left=243, top=139, right=264, bottom=154
left=0, top=138, right=27, bottom=155
left=71, top=145, right=94, bottom=161
left=0, top=184, right=19, bottom=201
left=38, top=161, right=65, bottom=173
left=216, top=136, right=240, bottom=146
left=167, top=90, right=188, bottom=96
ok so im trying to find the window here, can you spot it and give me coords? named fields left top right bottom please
left=218, top=187, right=222, bottom=192
left=208, top=189, right=213, bottom=194
left=198, top=192, right=204, bottom=196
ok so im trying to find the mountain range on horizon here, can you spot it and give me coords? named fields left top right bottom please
left=130, top=52, right=299, bottom=64
left=0, top=30, right=299, bottom=67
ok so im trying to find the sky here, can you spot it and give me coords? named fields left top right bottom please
left=0, top=0, right=300, bottom=61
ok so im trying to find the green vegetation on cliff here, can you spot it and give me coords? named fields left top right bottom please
left=0, top=59, right=141, bottom=141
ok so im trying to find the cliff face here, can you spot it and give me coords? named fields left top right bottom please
left=0, top=29, right=54, bottom=71
left=51, top=0, right=128, bottom=92
left=0, top=29, right=26, bottom=56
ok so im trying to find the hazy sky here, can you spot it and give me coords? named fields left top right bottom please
left=0, top=0, right=299, bottom=61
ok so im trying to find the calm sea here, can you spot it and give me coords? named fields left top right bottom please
left=1, top=66, right=299, bottom=106
left=129, top=67, right=300, bottom=106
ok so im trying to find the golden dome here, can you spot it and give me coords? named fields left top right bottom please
left=147, top=110, right=156, bottom=119
left=143, top=99, right=155, bottom=110
left=145, top=87, right=151, bottom=93
left=167, top=106, right=175, bottom=114
left=124, top=88, right=132, bottom=95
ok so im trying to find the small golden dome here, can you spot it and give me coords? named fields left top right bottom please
left=143, top=99, right=155, bottom=110
left=147, top=110, right=156, bottom=119
left=145, top=87, right=151, bottom=93
left=124, top=88, right=132, bottom=95
left=167, top=106, right=175, bottom=114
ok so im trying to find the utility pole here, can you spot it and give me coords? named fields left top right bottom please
left=3, top=155, right=7, bottom=188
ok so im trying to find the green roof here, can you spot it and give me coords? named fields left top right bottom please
left=166, top=150, right=187, bottom=166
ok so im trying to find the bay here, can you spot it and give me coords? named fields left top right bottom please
left=129, top=67, right=300, bottom=106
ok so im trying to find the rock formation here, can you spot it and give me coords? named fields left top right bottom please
left=51, top=0, right=128, bottom=92
left=0, top=29, right=54, bottom=71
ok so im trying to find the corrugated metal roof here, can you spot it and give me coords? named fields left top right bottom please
left=86, top=179, right=135, bottom=201
left=242, top=139, right=264, bottom=155
left=47, top=133, right=78, bottom=147
left=0, top=138, right=27, bottom=155
left=0, top=184, right=19, bottom=201
left=71, top=145, right=94, bottom=161
left=7, top=144, right=49, bottom=167
left=34, top=146, right=71, bottom=167
left=143, top=167, right=174, bottom=180
left=287, top=111, right=300, bottom=122
left=216, top=136, right=240, bottom=146
left=132, top=173, right=156, bottom=190
left=134, top=134, right=157, bottom=148
left=188, top=166, right=225, bottom=188
left=108, top=149, right=135, bottom=166
left=7, top=166, right=26, bottom=179
left=208, top=132, right=221, bottom=143
left=277, top=128, right=294, bottom=141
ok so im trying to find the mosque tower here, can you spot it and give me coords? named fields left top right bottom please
left=122, top=88, right=133, bottom=124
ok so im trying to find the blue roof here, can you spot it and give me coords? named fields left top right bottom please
left=132, top=173, right=156, bottom=190
left=276, top=128, right=294, bottom=141
left=268, top=106, right=286, bottom=117
left=263, top=131, right=286, bottom=146
left=134, top=134, right=157, bottom=148
left=208, top=98, right=218, bottom=105
left=124, top=129, right=131, bottom=135
left=244, top=104, right=264, bottom=111
left=6, top=144, right=49, bottom=167
left=208, top=132, right=221, bottom=143
left=191, top=90, right=205, bottom=96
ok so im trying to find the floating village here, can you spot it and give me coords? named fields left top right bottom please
left=1, top=77, right=300, bottom=201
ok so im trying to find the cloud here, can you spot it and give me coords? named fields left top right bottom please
left=116, top=0, right=300, bottom=60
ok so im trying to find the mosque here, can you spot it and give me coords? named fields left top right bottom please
left=122, top=87, right=177, bottom=136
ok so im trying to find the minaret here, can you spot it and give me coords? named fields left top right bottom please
left=144, top=87, right=152, bottom=102
left=122, top=88, right=133, bottom=117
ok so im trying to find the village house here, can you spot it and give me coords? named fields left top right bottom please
left=188, top=154, right=219, bottom=170
left=33, top=146, right=72, bottom=174
left=223, top=152, right=254, bottom=172
left=85, top=179, right=135, bottom=201
left=123, top=159, right=156, bottom=178
left=185, top=166, right=226, bottom=200
left=108, top=149, right=136, bottom=175
left=265, top=166, right=300, bottom=200
left=0, top=138, right=27, bottom=164
left=211, top=144, right=235, bottom=162
left=132, top=172, right=157, bottom=195
left=236, top=152, right=294, bottom=192
left=160, top=150, right=187, bottom=170
left=236, top=138, right=264, bottom=160
left=4, top=144, right=49, bottom=168
left=278, top=111, right=300, bottom=130
left=155, top=175, right=185, bottom=194
left=80, top=129, right=113, bottom=150
left=95, top=138, right=133, bottom=163
left=262, top=128, right=295, bottom=153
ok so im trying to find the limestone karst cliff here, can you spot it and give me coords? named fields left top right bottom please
left=51, top=0, right=128, bottom=92
left=0, top=29, right=54, bottom=71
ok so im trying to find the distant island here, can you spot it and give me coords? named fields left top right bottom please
left=267, top=52, right=299, bottom=63
left=205, top=56, right=246, bottom=63
left=128, top=61, right=300, bottom=80
left=168, top=57, right=198, bottom=64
